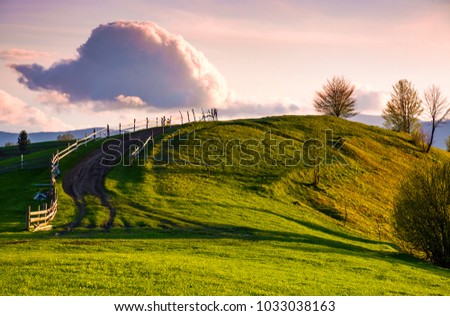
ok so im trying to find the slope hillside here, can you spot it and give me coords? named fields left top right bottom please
left=1, top=115, right=450, bottom=295
left=105, top=115, right=450, bottom=240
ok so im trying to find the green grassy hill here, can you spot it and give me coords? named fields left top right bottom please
left=1, top=115, right=449, bottom=295
left=106, top=115, right=449, bottom=240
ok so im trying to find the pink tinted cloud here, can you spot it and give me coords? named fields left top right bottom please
left=0, top=48, right=54, bottom=62
left=115, top=95, right=146, bottom=107
left=220, top=97, right=308, bottom=120
left=355, top=86, right=390, bottom=115
left=0, top=89, right=72, bottom=132
left=35, top=90, right=70, bottom=105
left=11, top=21, right=229, bottom=109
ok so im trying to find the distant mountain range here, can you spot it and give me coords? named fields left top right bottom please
left=0, top=128, right=104, bottom=147
left=1, top=115, right=449, bottom=150
left=350, top=114, right=450, bottom=150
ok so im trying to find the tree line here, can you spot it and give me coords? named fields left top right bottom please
left=313, top=75, right=450, bottom=268
left=3, top=131, right=75, bottom=152
left=313, top=75, right=450, bottom=153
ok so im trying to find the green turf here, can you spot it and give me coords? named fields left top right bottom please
left=0, top=138, right=106, bottom=232
left=0, top=140, right=75, bottom=161
left=1, top=116, right=449, bottom=295
left=1, top=230, right=449, bottom=295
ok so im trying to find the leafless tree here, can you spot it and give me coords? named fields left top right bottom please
left=382, top=79, right=422, bottom=133
left=313, top=76, right=357, bottom=118
left=423, top=85, right=450, bottom=153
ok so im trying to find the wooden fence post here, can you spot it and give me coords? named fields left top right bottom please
left=179, top=111, right=183, bottom=124
left=146, top=117, right=149, bottom=130
left=51, top=177, right=56, bottom=203
left=192, top=109, right=196, bottom=122
left=50, top=156, right=54, bottom=184
left=119, top=123, right=121, bottom=135
left=26, top=206, right=30, bottom=231
left=44, top=203, right=48, bottom=225
left=93, top=128, right=96, bottom=140
left=187, top=111, right=190, bottom=123
left=37, top=205, right=41, bottom=226
left=134, top=119, right=136, bottom=132
left=107, top=124, right=110, bottom=138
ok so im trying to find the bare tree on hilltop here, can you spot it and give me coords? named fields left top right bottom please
left=313, top=76, right=358, bottom=118
left=423, top=85, right=450, bottom=153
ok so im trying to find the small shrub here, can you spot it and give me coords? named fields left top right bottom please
left=393, top=161, right=450, bottom=268
left=57, top=133, right=75, bottom=141
left=411, top=127, right=427, bottom=152
left=446, top=135, right=450, bottom=152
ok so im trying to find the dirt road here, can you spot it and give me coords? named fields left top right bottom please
left=62, top=127, right=163, bottom=230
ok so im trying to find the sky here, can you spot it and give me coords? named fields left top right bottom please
left=0, top=0, right=449, bottom=132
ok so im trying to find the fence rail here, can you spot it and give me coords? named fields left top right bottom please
left=130, top=133, right=154, bottom=162
left=26, top=198, right=58, bottom=231
left=0, top=156, right=51, bottom=174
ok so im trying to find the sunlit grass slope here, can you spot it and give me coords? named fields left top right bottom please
left=1, top=115, right=449, bottom=295
left=107, top=115, right=450, bottom=240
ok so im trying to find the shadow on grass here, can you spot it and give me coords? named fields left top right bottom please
left=67, top=196, right=399, bottom=257
left=0, top=219, right=447, bottom=278
left=40, top=222, right=446, bottom=275
left=256, top=208, right=385, bottom=246
left=35, top=199, right=437, bottom=273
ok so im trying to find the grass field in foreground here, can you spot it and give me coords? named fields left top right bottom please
left=1, top=229, right=449, bottom=295
left=0, top=116, right=449, bottom=295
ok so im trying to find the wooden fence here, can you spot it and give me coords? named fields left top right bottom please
left=130, top=133, right=154, bottom=163
left=26, top=199, right=58, bottom=232
left=25, top=107, right=219, bottom=231
left=25, top=119, right=155, bottom=231
left=26, top=127, right=108, bottom=232
left=0, top=156, right=50, bottom=174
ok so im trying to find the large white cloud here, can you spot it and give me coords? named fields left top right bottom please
left=0, top=90, right=72, bottom=132
left=11, top=21, right=229, bottom=109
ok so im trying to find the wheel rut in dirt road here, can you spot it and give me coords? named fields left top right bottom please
left=62, top=128, right=163, bottom=230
